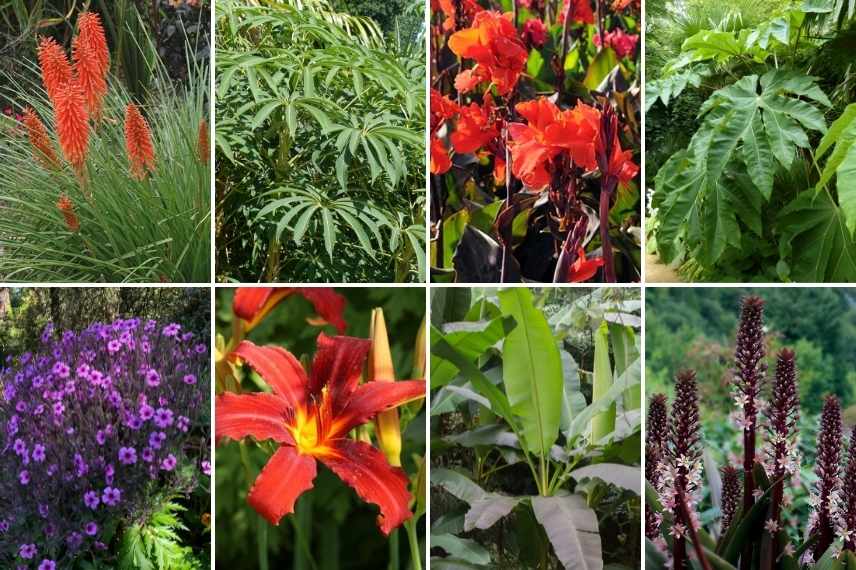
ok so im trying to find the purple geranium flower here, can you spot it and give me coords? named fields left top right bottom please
left=153, top=408, right=174, bottom=428
left=19, top=470, right=29, bottom=485
left=84, top=522, right=98, bottom=536
left=162, top=323, right=181, bottom=337
left=183, top=373, right=197, bottom=385
left=102, top=487, right=121, bottom=507
left=161, top=454, right=177, bottom=471
left=32, top=444, right=46, bottom=462
left=19, top=544, right=37, bottom=559
left=201, top=460, right=211, bottom=476
left=83, top=490, right=100, bottom=510
left=118, top=447, right=137, bottom=465
left=145, top=369, right=161, bottom=387
left=38, top=560, right=56, bottom=570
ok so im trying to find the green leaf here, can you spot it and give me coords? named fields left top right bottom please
left=569, top=463, right=640, bottom=494
left=531, top=495, right=603, bottom=570
left=320, top=208, right=336, bottom=258
left=429, top=316, right=516, bottom=388
left=498, top=288, right=564, bottom=457
left=292, top=205, right=318, bottom=244
left=778, top=189, right=856, bottom=281
left=431, top=534, right=491, bottom=566
left=590, top=321, right=615, bottom=443
left=583, top=47, right=618, bottom=91
left=837, top=144, right=856, bottom=234
left=251, top=99, right=282, bottom=129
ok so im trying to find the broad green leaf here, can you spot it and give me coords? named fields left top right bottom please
left=531, top=495, right=603, bottom=570
left=583, top=48, right=618, bottom=91
left=429, top=316, right=516, bottom=388
left=590, top=321, right=614, bottom=443
left=569, top=464, right=640, bottom=494
left=431, top=468, right=487, bottom=504
left=498, top=288, right=563, bottom=457
left=778, top=189, right=856, bottom=281
left=431, top=534, right=491, bottom=566
left=838, top=144, right=856, bottom=234
left=608, top=323, right=639, bottom=410
left=465, top=495, right=523, bottom=531
left=681, top=30, right=746, bottom=62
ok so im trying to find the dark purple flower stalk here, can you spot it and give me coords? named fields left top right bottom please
left=646, top=393, right=668, bottom=540
left=764, top=348, right=799, bottom=557
left=665, top=371, right=702, bottom=569
left=0, top=319, right=211, bottom=567
left=732, top=296, right=765, bottom=570
left=811, top=395, right=842, bottom=558
left=720, top=465, right=741, bottom=535
left=841, top=427, right=856, bottom=552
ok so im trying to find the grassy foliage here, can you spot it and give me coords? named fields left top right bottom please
left=215, top=0, right=425, bottom=283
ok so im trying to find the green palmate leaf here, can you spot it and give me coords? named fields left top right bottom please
left=681, top=30, right=748, bottom=63
left=590, top=321, right=615, bottom=443
left=644, top=68, right=705, bottom=111
left=498, top=288, right=563, bottom=458
left=431, top=534, right=492, bottom=566
left=778, top=188, right=856, bottom=281
left=654, top=70, right=829, bottom=268
left=531, top=494, right=603, bottom=570
left=838, top=144, right=856, bottom=234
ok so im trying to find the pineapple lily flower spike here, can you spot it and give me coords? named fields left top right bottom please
left=216, top=333, right=426, bottom=534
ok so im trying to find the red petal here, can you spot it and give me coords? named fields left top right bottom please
left=232, top=287, right=284, bottom=321
left=215, top=392, right=294, bottom=444
left=296, top=287, right=348, bottom=333
left=332, top=380, right=426, bottom=437
left=309, top=334, right=371, bottom=407
left=318, top=439, right=412, bottom=535
left=248, top=446, right=317, bottom=525
left=231, top=341, right=308, bottom=408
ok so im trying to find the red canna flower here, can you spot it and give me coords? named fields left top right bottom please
left=508, top=97, right=600, bottom=188
left=430, top=89, right=460, bottom=131
left=54, top=82, right=89, bottom=172
left=565, top=248, right=604, bottom=282
left=430, top=135, right=452, bottom=175
left=521, top=18, right=548, bottom=48
left=37, top=37, right=73, bottom=104
left=198, top=119, right=210, bottom=163
left=450, top=95, right=499, bottom=154
left=73, top=12, right=109, bottom=121
left=558, top=0, right=595, bottom=24
left=594, top=29, right=640, bottom=59
left=448, top=11, right=528, bottom=96
left=22, top=108, right=60, bottom=170
left=434, top=0, right=483, bottom=32
left=216, top=334, right=426, bottom=533
left=233, top=287, right=347, bottom=334
left=57, top=194, right=80, bottom=232
left=124, top=103, right=156, bottom=181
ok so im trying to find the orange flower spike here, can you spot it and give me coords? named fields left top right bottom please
left=73, top=12, right=110, bottom=121
left=54, top=82, right=90, bottom=172
left=37, top=37, right=73, bottom=104
left=124, top=103, right=156, bottom=181
left=198, top=119, right=210, bottom=164
left=57, top=194, right=80, bottom=232
left=22, top=108, right=60, bottom=170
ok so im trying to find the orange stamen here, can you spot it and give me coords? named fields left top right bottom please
left=124, top=103, right=156, bottom=181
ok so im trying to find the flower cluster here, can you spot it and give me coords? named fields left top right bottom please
left=593, top=28, right=639, bottom=58
left=645, top=393, right=668, bottom=541
left=810, top=395, right=843, bottom=557
left=0, top=318, right=209, bottom=567
left=720, top=465, right=740, bottom=535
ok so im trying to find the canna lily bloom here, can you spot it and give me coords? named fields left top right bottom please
left=448, top=11, right=528, bottom=96
left=124, top=103, right=156, bottom=181
left=198, top=119, right=210, bottom=163
left=508, top=98, right=600, bottom=188
left=216, top=334, right=426, bottom=533
left=450, top=95, right=499, bottom=154
left=430, top=136, right=452, bottom=175
left=434, top=0, right=483, bottom=32
left=72, top=12, right=109, bottom=121
left=22, top=108, right=60, bottom=170
left=594, top=29, right=639, bottom=59
left=521, top=18, right=548, bottom=49
left=558, top=0, right=595, bottom=24
left=57, top=194, right=80, bottom=232
left=37, top=37, right=73, bottom=104
left=54, top=82, right=89, bottom=173
left=566, top=248, right=603, bottom=282
left=233, top=287, right=346, bottom=334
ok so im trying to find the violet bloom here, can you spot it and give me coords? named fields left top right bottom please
left=153, top=408, right=174, bottom=428
left=19, top=470, right=29, bottom=485
left=177, top=416, right=190, bottom=432
left=145, top=369, right=161, bottom=387
left=149, top=431, right=167, bottom=449
left=139, top=404, right=155, bottom=420
left=32, top=443, right=46, bottom=462
left=183, top=374, right=197, bottom=385
left=52, top=362, right=70, bottom=378
left=118, top=447, right=137, bottom=465
left=84, top=522, right=98, bottom=536
left=13, top=438, right=26, bottom=455
left=201, top=460, right=211, bottom=476
left=38, top=560, right=56, bottom=570
left=19, top=544, right=36, bottom=559
left=161, top=454, right=177, bottom=471
left=162, top=323, right=181, bottom=337
left=142, top=447, right=155, bottom=463
left=107, top=340, right=121, bottom=353
left=52, top=402, right=64, bottom=416
left=102, top=486, right=121, bottom=507
left=83, top=490, right=100, bottom=510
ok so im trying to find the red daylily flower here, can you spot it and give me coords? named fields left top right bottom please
left=233, top=287, right=346, bottom=333
left=431, top=135, right=452, bottom=174
left=558, top=0, right=595, bottom=24
left=566, top=247, right=604, bottom=282
left=451, top=95, right=499, bottom=154
left=448, top=11, right=528, bottom=96
left=217, top=334, right=426, bottom=534
left=508, top=98, right=600, bottom=188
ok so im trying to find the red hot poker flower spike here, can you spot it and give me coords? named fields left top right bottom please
left=216, top=334, right=426, bottom=534
left=57, top=194, right=80, bottom=232
left=54, top=82, right=90, bottom=172
left=37, top=37, right=73, bottom=104
left=124, top=103, right=156, bottom=180
left=232, top=287, right=347, bottom=334
left=22, top=108, right=60, bottom=170
left=198, top=119, right=210, bottom=164
left=73, top=12, right=110, bottom=122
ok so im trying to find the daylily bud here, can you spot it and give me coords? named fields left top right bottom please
left=370, top=308, right=402, bottom=466
left=412, top=317, right=426, bottom=379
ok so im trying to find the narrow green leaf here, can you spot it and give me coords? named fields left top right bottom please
left=591, top=321, right=615, bottom=443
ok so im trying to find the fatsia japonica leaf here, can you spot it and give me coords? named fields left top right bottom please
left=654, top=70, right=830, bottom=268
left=531, top=494, right=603, bottom=570
left=644, top=68, right=705, bottom=111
